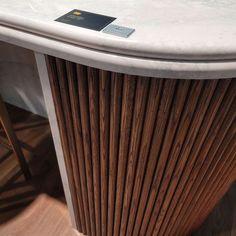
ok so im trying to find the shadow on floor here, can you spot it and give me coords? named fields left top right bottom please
left=0, top=104, right=65, bottom=224
left=191, top=181, right=236, bottom=236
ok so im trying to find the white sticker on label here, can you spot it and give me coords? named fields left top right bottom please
left=102, top=24, right=135, bottom=38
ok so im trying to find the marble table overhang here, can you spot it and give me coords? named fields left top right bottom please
left=0, top=0, right=236, bottom=79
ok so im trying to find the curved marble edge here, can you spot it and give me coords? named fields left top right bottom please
left=0, top=25, right=236, bottom=80
left=1, top=12, right=236, bottom=62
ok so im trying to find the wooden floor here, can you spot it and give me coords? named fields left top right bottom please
left=0, top=194, right=77, bottom=236
left=0, top=103, right=235, bottom=236
left=0, top=104, right=71, bottom=235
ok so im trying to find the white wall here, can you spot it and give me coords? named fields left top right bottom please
left=0, top=42, right=47, bottom=117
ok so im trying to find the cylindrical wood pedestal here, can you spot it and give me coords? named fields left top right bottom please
left=46, top=55, right=236, bottom=236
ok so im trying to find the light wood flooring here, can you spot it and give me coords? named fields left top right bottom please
left=0, top=104, right=70, bottom=235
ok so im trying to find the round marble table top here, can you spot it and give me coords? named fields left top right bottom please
left=1, top=0, right=236, bottom=79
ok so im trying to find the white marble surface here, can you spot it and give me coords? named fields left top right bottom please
left=0, top=0, right=236, bottom=78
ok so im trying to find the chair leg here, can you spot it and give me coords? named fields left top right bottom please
left=0, top=96, right=31, bottom=180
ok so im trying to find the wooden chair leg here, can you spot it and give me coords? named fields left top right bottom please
left=0, top=96, right=31, bottom=180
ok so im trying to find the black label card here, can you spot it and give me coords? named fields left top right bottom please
left=55, top=9, right=116, bottom=31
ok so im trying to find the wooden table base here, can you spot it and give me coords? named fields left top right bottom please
left=46, top=55, right=236, bottom=236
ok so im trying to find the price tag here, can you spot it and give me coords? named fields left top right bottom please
left=102, top=24, right=135, bottom=38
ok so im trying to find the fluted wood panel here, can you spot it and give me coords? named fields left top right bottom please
left=46, top=55, right=236, bottom=236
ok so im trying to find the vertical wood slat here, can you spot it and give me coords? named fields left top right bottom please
left=185, top=135, right=236, bottom=234
left=143, top=80, right=191, bottom=236
left=107, top=73, right=123, bottom=236
left=77, top=65, right=96, bottom=236
left=99, top=70, right=110, bottom=236
left=149, top=80, right=204, bottom=236
left=193, top=161, right=236, bottom=232
left=168, top=80, right=236, bottom=236
left=113, top=75, right=136, bottom=236
left=55, top=58, right=87, bottom=233
left=179, top=117, right=236, bottom=235
left=162, top=79, right=232, bottom=236
left=154, top=79, right=218, bottom=236
left=88, top=67, right=101, bottom=236
left=66, top=61, right=91, bottom=235
left=119, top=76, right=151, bottom=236
left=46, top=55, right=236, bottom=236
left=46, top=56, right=82, bottom=231
left=130, top=78, right=173, bottom=235
left=126, top=79, right=172, bottom=236
left=190, top=144, right=236, bottom=233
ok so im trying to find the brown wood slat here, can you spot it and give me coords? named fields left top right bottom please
left=99, top=70, right=111, bottom=236
left=170, top=81, right=236, bottom=235
left=187, top=161, right=236, bottom=235
left=185, top=136, right=236, bottom=234
left=66, top=61, right=91, bottom=235
left=189, top=146, right=236, bottom=234
left=119, top=76, right=151, bottom=235
left=77, top=64, right=96, bottom=236
left=88, top=67, right=101, bottom=236
left=55, top=58, right=87, bottom=233
left=179, top=119, right=236, bottom=234
left=143, top=80, right=191, bottom=236
left=126, top=78, right=172, bottom=236
left=45, top=56, right=82, bottom=231
left=107, top=73, right=123, bottom=236
left=130, top=78, right=174, bottom=236
left=193, top=139, right=236, bottom=221
left=46, top=56, right=236, bottom=236
left=162, top=79, right=231, bottom=236
left=168, top=79, right=236, bottom=236
left=133, top=78, right=175, bottom=235
left=154, top=80, right=218, bottom=236
left=192, top=170, right=235, bottom=234
left=113, top=75, right=136, bottom=236
left=149, top=80, right=204, bottom=235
